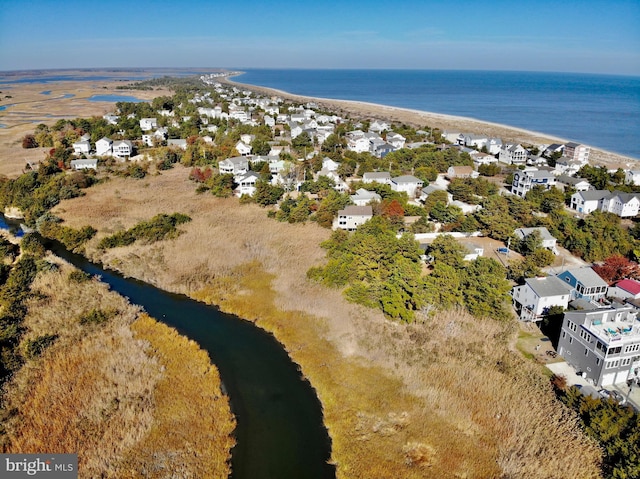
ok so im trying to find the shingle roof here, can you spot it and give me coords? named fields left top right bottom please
left=525, top=276, right=572, bottom=297
left=562, top=267, right=608, bottom=288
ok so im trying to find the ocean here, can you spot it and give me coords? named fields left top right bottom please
left=235, top=69, right=640, bottom=160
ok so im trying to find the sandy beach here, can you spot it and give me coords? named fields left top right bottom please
left=0, top=70, right=635, bottom=178
left=224, top=74, right=636, bottom=170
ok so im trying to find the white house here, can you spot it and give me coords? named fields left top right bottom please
left=362, top=171, right=392, bottom=184
left=72, top=140, right=91, bottom=155
left=140, top=118, right=158, bottom=131
left=570, top=190, right=612, bottom=214
left=512, top=276, right=573, bottom=321
left=235, top=141, right=252, bottom=156
left=499, top=144, right=528, bottom=165
left=347, top=136, right=370, bottom=153
left=390, top=175, right=424, bottom=197
left=463, top=243, right=484, bottom=261
left=514, top=227, right=558, bottom=254
left=167, top=139, right=188, bottom=150
left=219, top=156, right=249, bottom=175
left=600, top=191, right=640, bottom=217
left=556, top=175, right=592, bottom=192
left=103, top=114, right=119, bottom=125
left=511, top=168, right=556, bottom=197
left=112, top=140, right=133, bottom=159
left=350, top=188, right=382, bottom=206
left=70, top=158, right=98, bottom=170
left=625, top=170, right=640, bottom=186
left=96, top=137, right=113, bottom=156
left=609, top=279, right=640, bottom=300
left=369, top=120, right=390, bottom=133
left=322, top=157, right=340, bottom=172
left=385, top=132, right=406, bottom=149
left=486, top=138, right=503, bottom=155
left=235, top=171, right=261, bottom=197
left=332, top=205, right=373, bottom=231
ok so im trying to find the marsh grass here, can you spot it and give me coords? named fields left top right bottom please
left=53, top=166, right=603, bottom=478
left=1, top=257, right=235, bottom=478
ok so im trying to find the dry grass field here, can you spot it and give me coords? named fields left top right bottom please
left=51, top=166, right=603, bottom=478
left=1, top=256, right=234, bottom=478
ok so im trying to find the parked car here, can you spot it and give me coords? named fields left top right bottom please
left=598, top=389, right=626, bottom=404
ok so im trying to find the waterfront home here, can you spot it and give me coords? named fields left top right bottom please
left=96, top=137, right=113, bottom=156
left=563, top=142, right=590, bottom=164
left=362, top=171, right=392, bottom=184
left=369, top=120, right=390, bottom=133
left=219, top=156, right=249, bottom=175
left=511, top=168, right=556, bottom=197
left=609, top=279, right=640, bottom=300
left=70, top=158, right=98, bottom=170
left=350, top=188, right=382, bottom=206
left=322, top=157, right=340, bottom=172
left=333, top=205, right=373, bottom=231
left=625, top=170, right=640, bottom=186
left=390, top=175, right=423, bottom=198
left=557, top=303, right=640, bottom=387
left=543, top=143, right=564, bottom=157
left=514, top=227, right=558, bottom=254
left=463, top=134, right=488, bottom=149
left=470, top=151, right=498, bottom=166
left=486, top=138, right=503, bottom=155
left=512, top=276, right=573, bottom=321
left=499, top=144, right=528, bottom=165
left=72, top=139, right=91, bottom=155
left=557, top=267, right=609, bottom=302
left=140, top=118, right=158, bottom=131
left=373, top=143, right=395, bottom=158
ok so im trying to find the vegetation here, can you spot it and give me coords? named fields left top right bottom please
left=554, top=383, right=639, bottom=479
left=1, top=259, right=235, bottom=477
left=97, top=213, right=191, bottom=249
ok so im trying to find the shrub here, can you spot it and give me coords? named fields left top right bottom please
left=22, top=334, right=58, bottom=359
left=78, top=308, right=116, bottom=326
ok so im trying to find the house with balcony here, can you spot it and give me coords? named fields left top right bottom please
left=332, top=205, right=373, bottom=231
left=557, top=267, right=609, bottom=302
left=112, top=140, right=133, bottom=159
left=499, top=144, right=528, bottom=165
left=218, top=156, right=249, bottom=175
left=72, top=139, right=91, bottom=155
left=235, top=171, right=261, bottom=197
left=511, top=168, right=556, bottom=197
left=562, top=142, right=590, bottom=164
left=557, top=303, right=640, bottom=387
left=512, top=276, right=573, bottom=321
left=96, top=137, right=113, bottom=156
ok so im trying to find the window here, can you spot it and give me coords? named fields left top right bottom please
left=585, top=349, right=589, bottom=356
left=569, top=337, right=573, bottom=344
left=568, top=321, right=577, bottom=332
left=596, top=358, right=601, bottom=366
left=622, top=357, right=632, bottom=367
left=608, top=346, right=622, bottom=356
left=580, top=329, right=592, bottom=343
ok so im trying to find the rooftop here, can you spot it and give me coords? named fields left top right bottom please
left=525, top=276, right=572, bottom=298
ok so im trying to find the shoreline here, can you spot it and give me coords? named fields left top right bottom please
left=224, top=73, right=637, bottom=169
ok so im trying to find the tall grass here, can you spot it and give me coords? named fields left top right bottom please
left=1, top=258, right=235, bottom=478
left=52, top=166, right=603, bottom=478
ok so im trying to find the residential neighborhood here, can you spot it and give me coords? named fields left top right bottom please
left=22, top=73, right=640, bottom=406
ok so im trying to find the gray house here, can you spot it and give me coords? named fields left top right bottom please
left=557, top=303, right=640, bottom=387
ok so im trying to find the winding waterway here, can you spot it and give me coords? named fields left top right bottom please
left=31, top=233, right=335, bottom=479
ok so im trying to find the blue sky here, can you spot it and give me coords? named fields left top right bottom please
left=1, top=0, right=639, bottom=75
